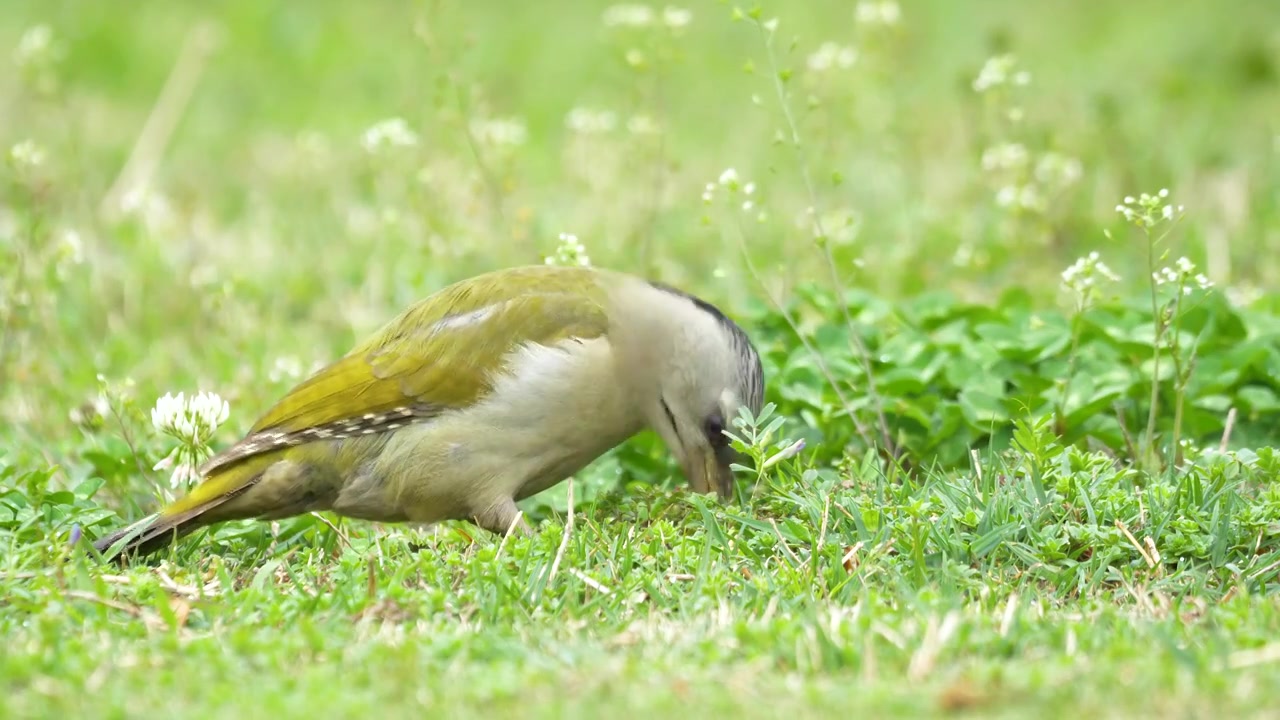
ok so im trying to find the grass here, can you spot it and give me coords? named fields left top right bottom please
left=4, top=0, right=1280, bottom=717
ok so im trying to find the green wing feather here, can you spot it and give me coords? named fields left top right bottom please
left=248, top=265, right=610, bottom=435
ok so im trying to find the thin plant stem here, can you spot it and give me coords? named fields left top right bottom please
left=755, top=21, right=897, bottom=459
left=730, top=215, right=877, bottom=451
left=1143, top=229, right=1162, bottom=468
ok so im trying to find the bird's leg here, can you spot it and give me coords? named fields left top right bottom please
left=471, top=497, right=533, bottom=537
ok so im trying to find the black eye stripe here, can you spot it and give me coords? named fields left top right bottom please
left=660, top=398, right=680, bottom=439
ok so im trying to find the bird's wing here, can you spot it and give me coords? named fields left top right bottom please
left=200, top=266, right=610, bottom=475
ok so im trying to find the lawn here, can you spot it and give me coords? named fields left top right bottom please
left=4, top=0, right=1280, bottom=717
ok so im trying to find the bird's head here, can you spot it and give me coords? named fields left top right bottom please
left=612, top=279, right=765, bottom=500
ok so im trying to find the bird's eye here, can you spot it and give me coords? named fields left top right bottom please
left=704, top=413, right=728, bottom=448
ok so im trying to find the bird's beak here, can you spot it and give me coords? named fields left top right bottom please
left=683, top=446, right=736, bottom=501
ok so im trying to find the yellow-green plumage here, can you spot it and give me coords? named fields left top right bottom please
left=93, top=264, right=764, bottom=562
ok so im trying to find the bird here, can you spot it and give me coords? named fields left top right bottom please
left=92, top=264, right=766, bottom=562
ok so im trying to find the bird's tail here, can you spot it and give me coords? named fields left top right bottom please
left=92, top=455, right=275, bottom=563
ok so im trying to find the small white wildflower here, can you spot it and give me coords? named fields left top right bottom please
left=13, top=24, right=59, bottom=72
left=1034, top=153, right=1083, bottom=186
left=742, top=200, right=755, bottom=212
left=545, top=232, right=591, bottom=267
left=7, top=139, right=45, bottom=171
left=855, top=1, right=900, bottom=25
left=795, top=208, right=861, bottom=245
left=68, top=391, right=111, bottom=427
left=762, top=18, right=780, bottom=33
left=1152, top=257, right=1213, bottom=295
left=269, top=356, right=305, bottom=384
left=1061, top=251, right=1120, bottom=303
left=980, top=142, right=1028, bottom=171
left=806, top=42, right=858, bottom=72
left=718, top=167, right=741, bottom=189
left=1017, top=185, right=1044, bottom=211
left=661, top=6, right=692, bottom=29
left=565, top=107, right=617, bottom=135
left=59, top=229, right=84, bottom=265
left=1226, top=284, right=1262, bottom=308
left=603, top=4, right=654, bottom=27
left=701, top=182, right=715, bottom=204
left=995, top=185, right=1019, bottom=207
left=972, top=54, right=1026, bottom=93
left=743, top=182, right=756, bottom=196
left=118, top=186, right=176, bottom=233
left=626, top=115, right=660, bottom=135
left=469, top=117, right=528, bottom=147
left=1117, top=189, right=1184, bottom=229
left=361, top=118, right=419, bottom=153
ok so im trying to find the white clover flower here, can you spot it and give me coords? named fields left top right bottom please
left=661, top=6, right=692, bottom=29
left=361, top=118, right=419, bottom=153
left=469, top=117, right=528, bottom=147
left=972, top=55, right=1028, bottom=93
left=855, top=1, right=901, bottom=26
left=545, top=232, right=591, bottom=267
left=806, top=42, right=858, bottom=72
left=8, top=139, right=45, bottom=171
left=603, top=4, right=654, bottom=27
left=152, top=391, right=229, bottom=439
left=565, top=107, right=617, bottom=135
left=151, top=391, right=231, bottom=489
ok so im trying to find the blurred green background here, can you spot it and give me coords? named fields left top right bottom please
left=3, top=0, right=1279, bottom=454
